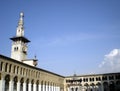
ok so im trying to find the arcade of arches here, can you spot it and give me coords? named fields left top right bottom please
left=1, top=55, right=120, bottom=91
left=0, top=55, right=64, bottom=91
left=65, top=74, right=120, bottom=91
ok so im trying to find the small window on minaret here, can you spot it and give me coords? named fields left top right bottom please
left=14, top=47, right=18, bottom=51
left=14, top=47, right=16, bottom=51
left=17, top=47, right=18, bottom=50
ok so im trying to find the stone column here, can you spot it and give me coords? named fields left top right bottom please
left=88, top=86, right=90, bottom=91
left=82, top=86, right=85, bottom=91
left=9, top=80, right=14, bottom=91
left=33, top=83, right=36, bottom=91
left=48, top=84, right=51, bottom=91
left=46, top=85, right=48, bottom=91
left=23, top=82, right=26, bottom=91
left=0, top=77, right=5, bottom=91
left=57, top=86, right=59, bottom=91
left=17, top=80, right=20, bottom=91
left=43, top=84, right=45, bottom=91
left=39, top=84, right=41, bottom=91
left=51, top=85, right=53, bottom=91
left=54, top=86, right=56, bottom=91
left=58, top=87, right=60, bottom=91
left=67, top=87, right=70, bottom=91
left=101, top=82, right=104, bottom=91
left=28, top=82, right=32, bottom=91
left=56, top=86, right=58, bottom=91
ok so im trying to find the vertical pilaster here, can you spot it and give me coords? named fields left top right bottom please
left=7, top=64, right=10, bottom=72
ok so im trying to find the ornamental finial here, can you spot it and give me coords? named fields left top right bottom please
left=20, top=12, right=24, bottom=20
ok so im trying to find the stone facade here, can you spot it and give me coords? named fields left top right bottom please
left=0, top=54, right=64, bottom=91
left=65, top=73, right=120, bottom=91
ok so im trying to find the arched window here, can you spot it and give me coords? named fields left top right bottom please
left=5, top=63, right=8, bottom=72
left=31, top=80, right=34, bottom=91
left=17, top=47, right=18, bottom=50
left=13, top=76, right=18, bottom=91
left=23, top=68, right=25, bottom=76
left=71, top=88, right=74, bottom=91
left=0, top=62, right=3, bottom=71
left=41, top=81, right=43, bottom=91
left=36, top=80, right=39, bottom=91
left=20, top=67, right=22, bottom=75
left=5, top=75, right=10, bottom=91
left=14, top=47, right=16, bottom=51
left=20, top=78, right=24, bottom=91
left=26, top=79, right=29, bottom=91
left=75, top=88, right=78, bottom=91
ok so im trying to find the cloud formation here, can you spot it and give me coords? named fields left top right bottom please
left=99, top=49, right=120, bottom=73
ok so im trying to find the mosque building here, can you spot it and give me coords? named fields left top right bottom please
left=0, top=12, right=120, bottom=91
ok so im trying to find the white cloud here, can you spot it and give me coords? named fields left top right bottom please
left=99, top=49, right=120, bottom=73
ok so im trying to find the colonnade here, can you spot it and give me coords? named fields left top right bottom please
left=67, top=85, right=102, bottom=91
left=0, top=74, right=61, bottom=91
left=66, top=80, right=120, bottom=91
left=0, top=55, right=64, bottom=91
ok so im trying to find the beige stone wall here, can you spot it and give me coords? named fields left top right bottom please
left=64, top=74, right=120, bottom=91
left=0, top=55, right=64, bottom=91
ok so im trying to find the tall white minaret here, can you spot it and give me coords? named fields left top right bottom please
left=10, top=12, right=30, bottom=61
left=16, top=12, right=24, bottom=37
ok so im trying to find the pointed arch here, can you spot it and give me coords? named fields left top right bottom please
left=4, top=74, right=10, bottom=91
left=13, top=76, right=18, bottom=91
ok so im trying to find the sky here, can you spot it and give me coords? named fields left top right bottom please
left=0, top=0, right=120, bottom=76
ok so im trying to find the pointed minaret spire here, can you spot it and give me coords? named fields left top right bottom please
left=16, top=12, right=24, bottom=37
left=19, top=12, right=24, bottom=26
left=10, top=12, right=30, bottom=61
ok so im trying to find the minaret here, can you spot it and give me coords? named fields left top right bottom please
left=10, top=12, right=30, bottom=61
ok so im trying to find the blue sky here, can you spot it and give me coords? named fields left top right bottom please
left=0, top=0, right=120, bottom=76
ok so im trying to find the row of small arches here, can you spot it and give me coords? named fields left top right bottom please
left=1, top=74, right=60, bottom=91
left=0, top=61, right=40, bottom=78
